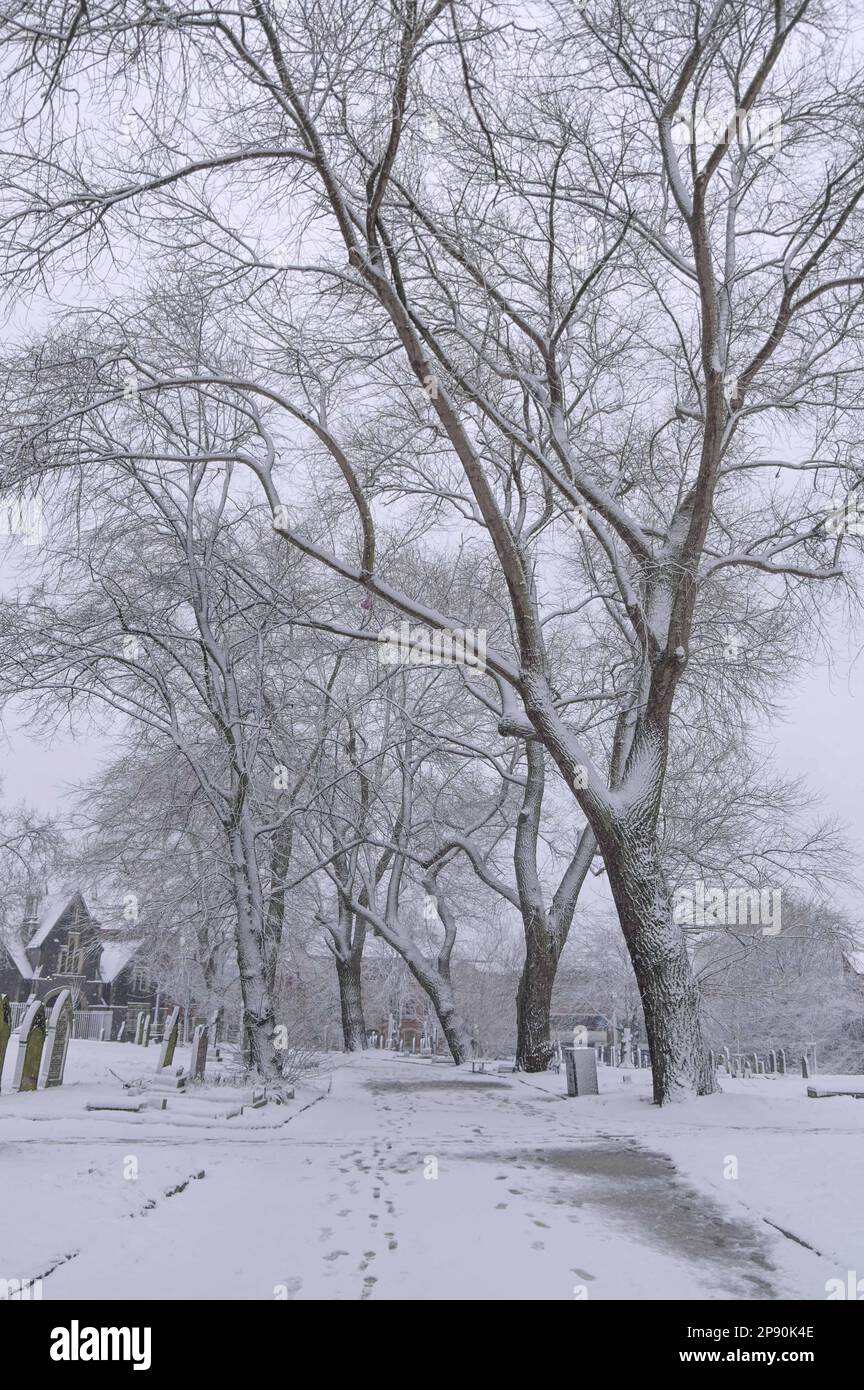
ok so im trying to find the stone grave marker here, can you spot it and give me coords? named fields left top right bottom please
left=801, top=1053, right=809, bottom=1078
left=141, top=1014, right=151, bottom=1047
left=39, top=990, right=73, bottom=1088
left=12, top=1000, right=47, bottom=1092
left=117, top=1021, right=126, bottom=1042
left=191, top=1023, right=209, bottom=1079
left=777, top=1049, right=786, bottom=1075
left=768, top=1049, right=777, bottom=1074
left=743, top=1060, right=753, bottom=1079
left=157, top=1006, right=181, bottom=1071
left=563, top=1045, right=599, bottom=1097
left=134, top=1011, right=145, bottom=1044
left=0, top=994, right=11, bottom=1092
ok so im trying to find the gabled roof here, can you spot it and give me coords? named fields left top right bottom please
left=0, top=934, right=33, bottom=979
left=27, top=891, right=89, bottom=949
left=844, top=950, right=864, bottom=976
left=99, top=940, right=142, bottom=983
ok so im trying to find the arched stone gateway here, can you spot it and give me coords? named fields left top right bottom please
left=39, top=989, right=74, bottom=1089
left=12, top=1000, right=47, bottom=1092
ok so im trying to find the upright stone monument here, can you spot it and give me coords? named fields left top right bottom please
left=12, top=1000, right=47, bottom=1092
left=141, top=1014, right=151, bottom=1047
left=39, top=990, right=74, bottom=1089
left=134, top=1011, right=145, bottom=1044
left=777, top=1048, right=786, bottom=1075
left=0, top=994, right=11, bottom=1092
left=564, top=1045, right=600, bottom=1097
left=156, top=1006, right=181, bottom=1071
left=190, top=1023, right=209, bottom=1079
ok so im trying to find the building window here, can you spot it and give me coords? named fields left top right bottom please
left=57, top=933, right=83, bottom=974
left=132, top=965, right=149, bottom=993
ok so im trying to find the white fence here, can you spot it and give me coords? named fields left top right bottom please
left=9, top=1002, right=113, bottom=1040
left=72, top=1010, right=113, bottom=1041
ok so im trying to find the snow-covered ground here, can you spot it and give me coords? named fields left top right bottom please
left=1, top=1042, right=861, bottom=1300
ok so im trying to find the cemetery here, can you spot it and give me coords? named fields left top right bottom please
left=2, top=989, right=864, bottom=1301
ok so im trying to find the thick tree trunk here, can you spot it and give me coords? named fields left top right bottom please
left=515, top=912, right=561, bottom=1071
left=602, top=825, right=715, bottom=1104
left=405, top=957, right=471, bottom=1064
left=335, top=952, right=367, bottom=1051
left=228, top=823, right=283, bottom=1083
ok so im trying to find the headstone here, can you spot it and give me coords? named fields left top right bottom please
left=621, top=1027, right=633, bottom=1066
left=750, top=1052, right=759, bottom=1073
left=801, top=1053, right=809, bottom=1078
left=743, top=1061, right=753, bottom=1079
left=0, top=994, right=11, bottom=1092
left=134, top=1011, right=145, bottom=1045
left=191, top=1023, right=209, bottom=1079
left=39, top=990, right=73, bottom=1088
left=141, top=1014, right=151, bottom=1047
left=768, top=1049, right=777, bottom=1074
left=12, top=1000, right=47, bottom=1092
left=563, top=1045, right=599, bottom=1097
left=723, top=1045, right=731, bottom=1073
left=757, top=1059, right=765, bottom=1075
left=777, top=1049, right=786, bottom=1075
left=117, top=1022, right=126, bottom=1042
left=157, top=1006, right=181, bottom=1070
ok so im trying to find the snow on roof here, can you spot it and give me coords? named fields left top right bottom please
left=844, top=951, right=864, bottom=976
left=26, top=892, right=83, bottom=948
left=1, top=934, right=33, bottom=979
left=99, top=940, right=142, bottom=983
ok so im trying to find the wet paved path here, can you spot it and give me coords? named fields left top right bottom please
left=30, top=1055, right=829, bottom=1300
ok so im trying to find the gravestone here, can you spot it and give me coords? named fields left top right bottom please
left=801, top=1053, right=809, bottom=1078
left=157, top=1007, right=181, bottom=1071
left=12, top=1000, right=47, bottom=1092
left=743, top=1060, right=753, bottom=1079
left=39, top=990, right=73, bottom=1088
left=117, top=1021, right=126, bottom=1042
left=141, top=1015, right=151, bottom=1047
left=134, top=1011, right=145, bottom=1045
left=768, top=1049, right=777, bottom=1074
left=563, top=1045, right=599, bottom=1097
left=723, top=1046, right=731, bottom=1073
left=777, top=1049, right=786, bottom=1075
left=750, top=1052, right=759, bottom=1073
left=190, top=1023, right=209, bottom=1079
left=621, top=1027, right=633, bottom=1066
left=757, top=1059, right=765, bottom=1075
left=0, top=994, right=11, bottom=1092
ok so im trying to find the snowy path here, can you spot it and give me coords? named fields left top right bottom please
left=3, top=1050, right=846, bottom=1300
